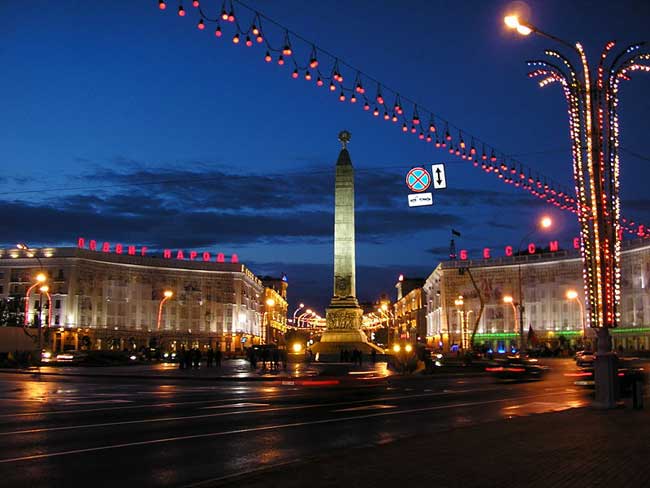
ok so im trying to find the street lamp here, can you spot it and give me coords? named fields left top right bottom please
left=37, top=284, right=50, bottom=360
left=265, top=298, right=276, bottom=344
left=292, top=303, right=305, bottom=323
left=157, top=290, right=173, bottom=331
left=566, top=289, right=586, bottom=341
left=24, top=273, right=47, bottom=327
left=454, top=295, right=465, bottom=349
left=504, top=11, right=649, bottom=409
left=503, top=295, right=519, bottom=346
left=516, top=215, right=553, bottom=350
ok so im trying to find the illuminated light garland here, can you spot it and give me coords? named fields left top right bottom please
left=158, top=2, right=649, bottom=240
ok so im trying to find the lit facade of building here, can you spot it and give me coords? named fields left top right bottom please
left=261, top=276, right=289, bottom=345
left=393, top=277, right=426, bottom=345
left=0, top=247, right=265, bottom=354
left=424, top=239, right=650, bottom=352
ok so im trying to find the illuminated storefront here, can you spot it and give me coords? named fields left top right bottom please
left=0, top=244, right=265, bottom=354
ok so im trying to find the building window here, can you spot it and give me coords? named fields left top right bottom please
left=55, top=315, right=60, bottom=325
left=55, top=299, right=61, bottom=309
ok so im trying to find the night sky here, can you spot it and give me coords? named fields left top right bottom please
left=2, top=1, right=649, bottom=312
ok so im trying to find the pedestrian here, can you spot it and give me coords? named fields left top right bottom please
left=194, top=348, right=202, bottom=369
left=215, top=347, right=222, bottom=368
left=207, top=347, right=214, bottom=368
left=179, top=346, right=186, bottom=369
left=272, top=348, right=280, bottom=371
left=371, top=348, right=377, bottom=364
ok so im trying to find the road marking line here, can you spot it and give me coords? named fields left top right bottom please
left=0, top=391, right=578, bottom=464
left=0, top=386, right=504, bottom=436
left=333, top=404, right=396, bottom=412
left=200, top=403, right=270, bottom=410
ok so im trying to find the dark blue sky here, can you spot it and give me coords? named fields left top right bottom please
left=1, top=1, right=649, bottom=312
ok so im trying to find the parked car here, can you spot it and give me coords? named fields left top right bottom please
left=485, top=356, right=549, bottom=381
left=575, top=350, right=596, bottom=367
left=568, top=358, right=646, bottom=393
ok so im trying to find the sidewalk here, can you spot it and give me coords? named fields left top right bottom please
left=222, top=404, right=650, bottom=488
left=0, top=359, right=391, bottom=382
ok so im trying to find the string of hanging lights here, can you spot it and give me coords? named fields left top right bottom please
left=155, top=0, right=650, bottom=238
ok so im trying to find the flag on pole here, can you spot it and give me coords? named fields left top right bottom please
left=452, top=229, right=461, bottom=237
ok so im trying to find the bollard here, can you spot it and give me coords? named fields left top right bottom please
left=633, top=378, right=644, bottom=410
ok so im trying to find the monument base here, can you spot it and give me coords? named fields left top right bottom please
left=311, top=305, right=384, bottom=357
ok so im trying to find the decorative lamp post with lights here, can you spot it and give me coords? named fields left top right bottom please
left=516, top=215, right=553, bottom=350
left=157, top=290, right=173, bottom=331
left=505, top=14, right=649, bottom=407
left=292, top=303, right=305, bottom=323
left=264, top=298, right=275, bottom=344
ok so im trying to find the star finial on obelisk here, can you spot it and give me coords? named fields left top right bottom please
left=338, top=130, right=351, bottom=149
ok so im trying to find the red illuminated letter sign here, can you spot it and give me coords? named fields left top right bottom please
left=528, top=243, right=536, bottom=254
left=115, top=244, right=123, bottom=254
left=163, top=249, right=172, bottom=259
left=573, top=237, right=580, bottom=249
left=189, top=251, right=197, bottom=261
left=141, top=246, right=148, bottom=257
left=217, top=253, right=225, bottom=263
left=483, top=248, right=491, bottom=259
left=202, top=252, right=211, bottom=262
left=127, top=246, right=136, bottom=256
left=459, top=250, right=468, bottom=260
left=505, top=246, right=513, bottom=257
left=77, top=237, right=85, bottom=249
left=231, top=254, right=239, bottom=263
left=176, top=250, right=185, bottom=260
left=549, top=240, right=559, bottom=252
left=102, top=242, right=110, bottom=253
left=89, top=240, right=97, bottom=251
left=639, top=225, right=646, bottom=237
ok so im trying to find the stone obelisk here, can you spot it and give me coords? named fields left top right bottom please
left=312, top=131, right=382, bottom=356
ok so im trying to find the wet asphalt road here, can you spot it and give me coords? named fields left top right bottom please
left=0, top=359, right=590, bottom=487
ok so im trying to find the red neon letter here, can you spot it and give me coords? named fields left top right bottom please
left=127, top=245, right=136, bottom=256
left=176, top=250, right=185, bottom=260
left=140, top=246, right=148, bottom=257
left=202, top=252, right=211, bottom=262
left=77, top=237, right=85, bottom=249
left=639, top=225, right=645, bottom=237
left=163, top=249, right=172, bottom=259
left=217, top=253, right=225, bottom=263
left=573, top=237, right=580, bottom=249
left=483, top=248, right=491, bottom=259
left=549, top=240, right=559, bottom=252
left=102, top=242, right=110, bottom=253
left=459, top=250, right=468, bottom=260
left=189, top=251, right=198, bottom=261
left=89, top=240, right=97, bottom=251
left=528, top=243, right=536, bottom=254
left=505, top=246, right=513, bottom=257
left=115, top=244, right=123, bottom=254
left=231, top=254, right=239, bottom=263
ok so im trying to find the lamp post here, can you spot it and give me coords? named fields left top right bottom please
left=292, top=303, right=305, bottom=323
left=504, top=15, right=649, bottom=408
left=516, top=215, right=552, bottom=350
left=157, top=290, right=173, bottom=331
left=566, top=289, right=586, bottom=342
left=379, top=303, right=395, bottom=349
left=503, top=295, right=519, bottom=350
left=454, top=295, right=465, bottom=349
left=265, top=298, right=275, bottom=344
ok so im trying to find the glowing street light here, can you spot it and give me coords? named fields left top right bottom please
left=157, top=290, right=173, bottom=331
left=392, top=344, right=401, bottom=353
left=503, top=15, right=532, bottom=36
left=503, top=295, right=519, bottom=337
left=540, top=216, right=552, bottom=229
left=292, top=302, right=305, bottom=323
left=566, top=290, right=586, bottom=339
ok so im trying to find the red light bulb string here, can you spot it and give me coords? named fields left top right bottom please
left=159, top=0, right=649, bottom=237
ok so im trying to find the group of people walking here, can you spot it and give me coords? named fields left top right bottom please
left=178, top=346, right=222, bottom=369
left=246, top=346, right=287, bottom=372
